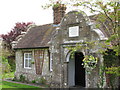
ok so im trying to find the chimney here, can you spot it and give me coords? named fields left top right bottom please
left=53, top=2, right=66, bottom=24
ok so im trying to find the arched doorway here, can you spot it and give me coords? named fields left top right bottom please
left=68, top=51, right=85, bottom=87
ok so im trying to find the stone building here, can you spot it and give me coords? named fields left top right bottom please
left=13, top=4, right=110, bottom=88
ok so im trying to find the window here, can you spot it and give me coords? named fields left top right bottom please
left=69, top=26, right=79, bottom=37
left=50, top=53, right=53, bottom=72
left=48, top=50, right=53, bottom=72
left=24, top=53, right=32, bottom=69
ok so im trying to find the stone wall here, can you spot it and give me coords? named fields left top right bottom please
left=15, top=49, right=51, bottom=84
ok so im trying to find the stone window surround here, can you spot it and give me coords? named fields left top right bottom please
left=67, top=23, right=82, bottom=39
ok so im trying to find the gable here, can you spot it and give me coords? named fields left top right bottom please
left=59, top=10, right=107, bottom=44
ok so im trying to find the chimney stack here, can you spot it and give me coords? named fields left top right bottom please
left=53, top=2, right=66, bottom=24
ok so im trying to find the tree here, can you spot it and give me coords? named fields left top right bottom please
left=74, top=1, right=119, bottom=88
left=72, top=0, right=120, bottom=88
left=1, top=22, right=34, bottom=54
left=1, top=22, right=35, bottom=71
left=72, top=0, right=119, bottom=55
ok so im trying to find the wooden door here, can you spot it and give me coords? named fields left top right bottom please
left=34, top=50, right=44, bottom=75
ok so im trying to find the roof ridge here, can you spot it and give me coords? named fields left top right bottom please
left=36, top=23, right=53, bottom=27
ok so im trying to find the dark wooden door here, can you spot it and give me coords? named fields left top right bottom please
left=75, top=52, right=85, bottom=87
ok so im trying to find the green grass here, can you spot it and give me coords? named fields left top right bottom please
left=1, top=81, right=40, bottom=88
left=1, top=72, right=48, bottom=89
left=1, top=72, right=42, bottom=89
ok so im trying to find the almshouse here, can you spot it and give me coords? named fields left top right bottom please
left=13, top=3, right=118, bottom=88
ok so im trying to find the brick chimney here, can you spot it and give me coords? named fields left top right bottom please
left=53, top=2, right=66, bottom=24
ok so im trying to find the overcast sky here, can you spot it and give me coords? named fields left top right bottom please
left=0, top=0, right=91, bottom=35
left=0, top=0, right=54, bottom=34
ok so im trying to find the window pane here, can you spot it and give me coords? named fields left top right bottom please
left=28, top=59, right=32, bottom=67
left=25, top=59, right=28, bottom=67
left=50, top=53, right=53, bottom=71
left=24, top=52, right=32, bottom=68
left=29, top=53, right=32, bottom=58
left=25, top=54, right=28, bottom=58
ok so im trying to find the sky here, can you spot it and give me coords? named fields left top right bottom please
left=0, top=0, right=54, bottom=34
left=0, top=0, right=118, bottom=35
left=0, top=0, right=89, bottom=35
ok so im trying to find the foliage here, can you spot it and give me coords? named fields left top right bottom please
left=82, top=55, right=98, bottom=74
left=105, top=66, right=120, bottom=88
left=103, top=48, right=119, bottom=88
left=1, top=22, right=35, bottom=72
left=12, top=76, right=18, bottom=81
left=106, top=66, right=120, bottom=77
left=1, top=56, right=11, bottom=73
left=67, top=42, right=99, bottom=74
left=105, top=72, right=117, bottom=88
left=32, top=80, right=36, bottom=83
left=2, top=72, right=14, bottom=79
left=1, top=22, right=34, bottom=52
left=1, top=47, right=15, bottom=72
left=97, top=65, right=106, bottom=88
left=67, top=41, right=98, bottom=52
left=1, top=56, right=14, bottom=80
left=42, top=0, right=64, bottom=9
left=31, top=61, right=35, bottom=64
left=73, top=0, right=119, bottom=55
left=19, top=74, right=26, bottom=82
left=103, top=49, right=118, bottom=67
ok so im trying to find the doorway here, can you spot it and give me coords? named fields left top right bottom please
left=68, top=51, right=85, bottom=87
left=75, top=52, right=85, bottom=87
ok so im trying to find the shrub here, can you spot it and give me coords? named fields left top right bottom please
left=7, top=55, right=16, bottom=72
left=2, top=56, right=11, bottom=73
left=12, top=76, right=18, bottom=81
left=103, top=49, right=118, bottom=67
left=32, top=80, right=36, bottom=83
left=19, top=74, right=26, bottom=82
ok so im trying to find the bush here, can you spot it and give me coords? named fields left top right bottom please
left=32, top=80, right=36, bottom=83
left=2, top=56, right=11, bottom=73
left=12, top=76, right=18, bottom=81
left=19, top=74, right=26, bottom=82
left=106, top=66, right=120, bottom=76
left=103, top=49, right=118, bottom=67
left=7, top=55, right=15, bottom=72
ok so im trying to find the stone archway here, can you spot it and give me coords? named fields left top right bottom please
left=68, top=51, right=85, bottom=87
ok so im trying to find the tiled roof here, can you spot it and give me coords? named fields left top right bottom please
left=14, top=24, right=55, bottom=49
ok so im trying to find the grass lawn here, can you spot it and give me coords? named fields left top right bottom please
left=1, top=72, right=49, bottom=89
left=0, top=81, right=41, bottom=88
left=1, top=72, right=43, bottom=89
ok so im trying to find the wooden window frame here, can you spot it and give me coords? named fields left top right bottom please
left=23, top=52, right=32, bottom=69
